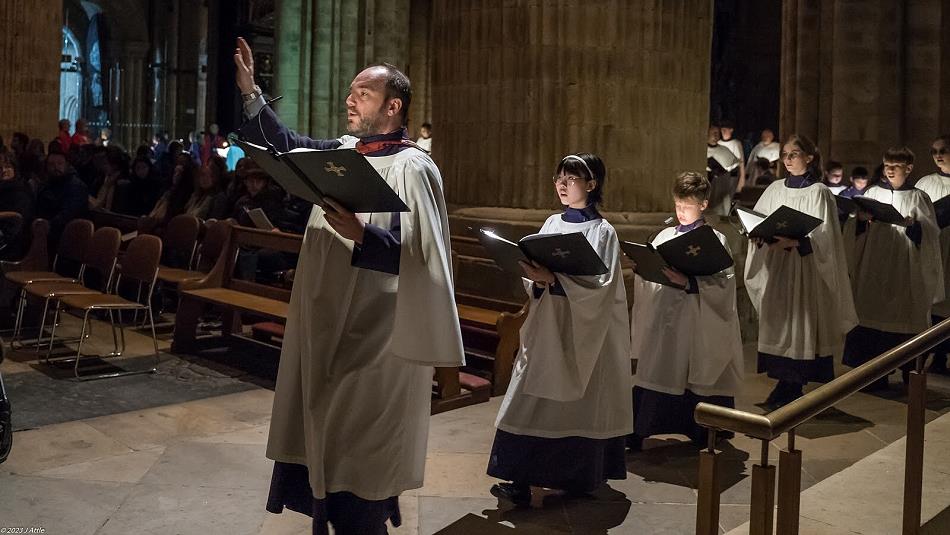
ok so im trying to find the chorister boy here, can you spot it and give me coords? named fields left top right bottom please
left=629, top=172, right=743, bottom=449
left=843, top=146, right=945, bottom=388
left=915, top=135, right=950, bottom=373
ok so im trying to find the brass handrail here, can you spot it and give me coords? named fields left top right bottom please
left=695, top=317, right=950, bottom=440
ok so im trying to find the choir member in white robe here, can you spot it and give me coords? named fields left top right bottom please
left=843, top=147, right=945, bottom=390
left=488, top=153, right=632, bottom=507
left=839, top=167, right=872, bottom=199
left=822, top=161, right=848, bottom=195
left=916, top=135, right=950, bottom=373
left=630, top=172, right=743, bottom=449
left=745, top=135, right=857, bottom=407
left=707, top=126, right=740, bottom=216
left=235, top=40, right=464, bottom=534
left=718, top=120, right=746, bottom=191
left=746, top=129, right=781, bottom=168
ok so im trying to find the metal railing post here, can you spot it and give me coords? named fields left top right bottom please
left=902, top=365, right=926, bottom=535
left=776, top=429, right=802, bottom=535
left=750, top=439, right=776, bottom=535
left=696, top=430, right=721, bottom=535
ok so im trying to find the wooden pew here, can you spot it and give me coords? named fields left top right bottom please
left=172, top=224, right=300, bottom=352
left=89, top=209, right=140, bottom=234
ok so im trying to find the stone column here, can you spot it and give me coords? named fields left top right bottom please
left=274, top=0, right=413, bottom=138
left=780, top=0, right=950, bottom=172
left=0, top=1, right=62, bottom=141
left=109, top=41, right=150, bottom=149
left=430, top=0, right=712, bottom=212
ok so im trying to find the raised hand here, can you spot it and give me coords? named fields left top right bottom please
left=234, top=37, right=256, bottom=95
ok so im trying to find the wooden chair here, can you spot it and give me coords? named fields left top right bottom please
left=47, top=234, right=163, bottom=380
left=161, top=214, right=201, bottom=269
left=0, top=218, right=50, bottom=276
left=7, top=219, right=94, bottom=348
left=155, top=219, right=231, bottom=288
left=21, top=227, right=122, bottom=353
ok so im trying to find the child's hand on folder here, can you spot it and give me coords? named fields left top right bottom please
left=769, top=236, right=800, bottom=251
left=660, top=267, right=687, bottom=288
left=323, top=197, right=366, bottom=244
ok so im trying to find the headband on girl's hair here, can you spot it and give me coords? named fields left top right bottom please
left=561, top=154, right=596, bottom=181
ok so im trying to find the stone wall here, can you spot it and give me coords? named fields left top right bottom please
left=781, top=0, right=950, bottom=173
left=430, top=0, right=713, bottom=213
left=0, top=1, right=61, bottom=142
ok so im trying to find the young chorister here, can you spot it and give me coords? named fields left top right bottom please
left=916, top=135, right=950, bottom=374
left=488, top=153, right=632, bottom=506
left=629, top=172, right=743, bottom=449
left=840, top=166, right=872, bottom=199
left=843, top=147, right=945, bottom=389
left=823, top=160, right=848, bottom=195
left=745, top=134, right=857, bottom=407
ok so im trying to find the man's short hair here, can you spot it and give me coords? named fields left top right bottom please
left=421, top=122, right=432, bottom=130
left=673, top=171, right=710, bottom=201
left=372, top=63, right=412, bottom=123
left=825, top=160, right=843, bottom=172
left=883, top=146, right=915, bottom=165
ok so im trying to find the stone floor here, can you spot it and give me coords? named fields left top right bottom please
left=3, top=315, right=950, bottom=534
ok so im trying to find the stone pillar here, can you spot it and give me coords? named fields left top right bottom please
left=109, top=41, right=149, bottom=149
left=274, top=0, right=413, bottom=138
left=431, top=0, right=712, bottom=212
left=781, top=0, right=950, bottom=173
left=0, top=1, right=62, bottom=141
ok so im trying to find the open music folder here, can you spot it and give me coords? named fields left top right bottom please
left=476, top=229, right=609, bottom=277
left=620, top=225, right=734, bottom=288
left=736, top=205, right=823, bottom=240
left=236, top=139, right=409, bottom=214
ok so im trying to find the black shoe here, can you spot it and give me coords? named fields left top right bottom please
left=860, top=376, right=890, bottom=392
left=764, top=381, right=803, bottom=407
left=490, top=483, right=530, bottom=506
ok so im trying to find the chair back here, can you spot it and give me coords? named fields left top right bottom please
left=119, top=234, right=163, bottom=286
left=195, top=220, right=232, bottom=272
left=162, top=214, right=200, bottom=268
left=16, top=219, right=50, bottom=272
left=55, top=219, right=94, bottom=266
left=83, top=227, right=121, bottom=288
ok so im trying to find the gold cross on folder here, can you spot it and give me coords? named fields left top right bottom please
left=686, top=245, right=701, bottom=257
left=551, top=248, right=571, bottom=259
left=325, top=162, right=347, bottom=176
left=776, top=221, right=788, bottom=230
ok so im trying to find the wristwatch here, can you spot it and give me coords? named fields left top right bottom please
left=242, top=85, right=263, bottom=103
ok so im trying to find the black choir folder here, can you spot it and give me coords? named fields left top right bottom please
left=236, top=139, right=409, bottom=213
left=851, top=196, right=910, bottom=226
left=620, top=225, right=734, bottom=288
left=736, top=205, right=823, bottom=240
left=476, top=229, right=609, bottom=277
left=934, top=195, right=950, bottom=229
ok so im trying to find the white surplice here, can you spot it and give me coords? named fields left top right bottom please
left=266, top=141, right=465, bottom=501
left=843, top=184, right=944, bottom=333
left=632, top=225, right=743, bottom=397
left=744, top=181, right=858, bottom=358
left=495, top=215, right=633, bottom=439
left=915, top=173, right=950, bottom=318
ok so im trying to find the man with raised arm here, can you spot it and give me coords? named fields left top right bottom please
left=234, top=38, right=464, bottom=534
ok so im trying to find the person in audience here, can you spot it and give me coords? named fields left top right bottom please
left=843, top=147, right=944, bottom=390
left=56, top=119, right=72, bottom=152
left=149, top=153, right=195, bottom=225
left=840, top=166, right=872, bottom=198
left=227, top=157, right=254, bottom=207
left=822, top=160, right=848, bottom=194
left=629, top=172, right=743, bottom=450
left=745, top=134, right=857, bottom=408
left=96, top=127, right=113, bottom=147
left=916, top=135, right=950, bottom=374
left=488, top=153, right=631, bottom=507
left=151, top=132, right=169, bottom=162
left=35, top=152, right=89, bottom=249
left=155, top=140, right=183, bottom=181
left=88, top=147, right=127, bottom=211
left=233, top=167, right=283, bottom=227
left=415, top=122, right=432, bottom=153
left=200, top=124, right=225, bottom=165
left=71, top=119, right=91, bottom=147
left=0, top=152, right=34, bottom=260
left=224, top=133, right=246, bottom=171
left=113, top=156, right=163, bottom=216
left=184, top=156, right=230, bottom=220
left=10, top=132, right=29, bottom=161
left=187, top=131, right=202, bottom=166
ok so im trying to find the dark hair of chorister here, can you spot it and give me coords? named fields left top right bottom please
left=554, top=153, right=607, bottom=206
left=883, top=146, right=915, bottom=166
left=782, top=134, right=823, bottom=178
left=672, top=171, right=710, bottom=201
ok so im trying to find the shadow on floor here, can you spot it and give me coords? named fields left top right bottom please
left=628, top=438, right=750, bottom=492
left=922, top=503, right=950, bottom=535
left=794, top=406, right=874, bottom=439
left=435, top=488, right=631, bottom=534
